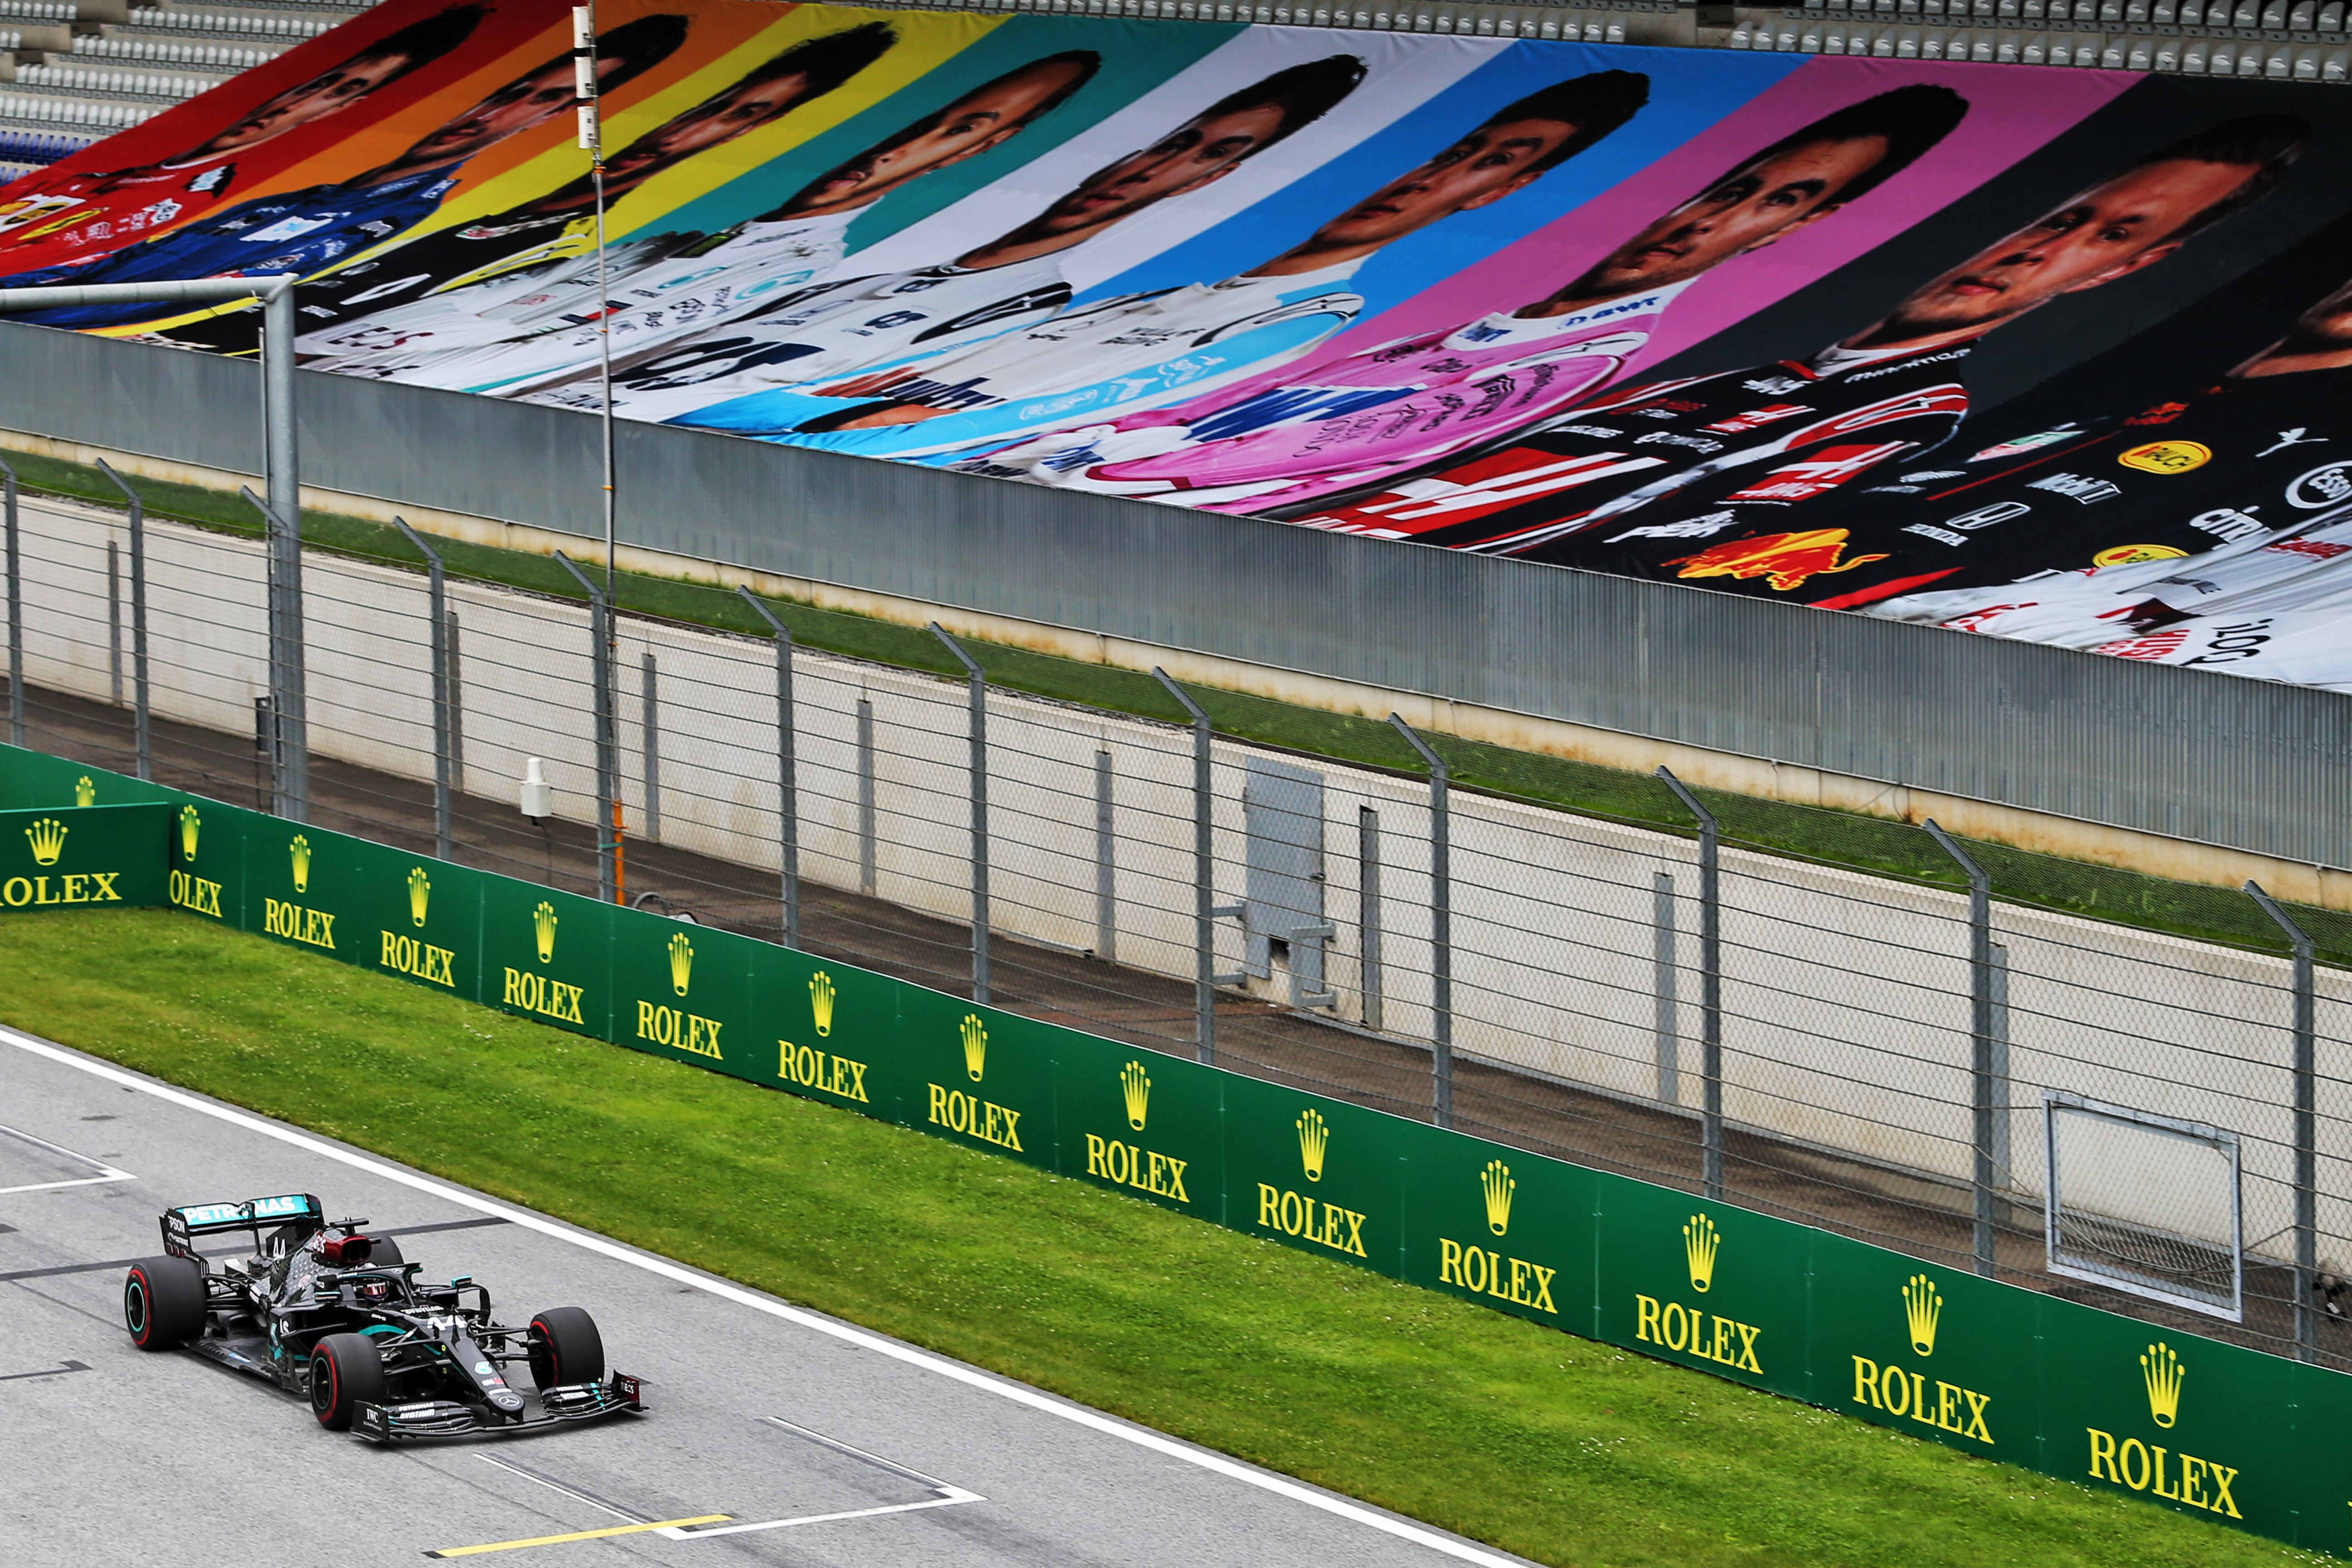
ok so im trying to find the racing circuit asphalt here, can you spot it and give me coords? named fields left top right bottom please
left=0, top=1025, right=1536, bottom=1568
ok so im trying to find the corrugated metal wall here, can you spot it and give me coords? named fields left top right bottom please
left=4, top=318, right=2344, bottom=867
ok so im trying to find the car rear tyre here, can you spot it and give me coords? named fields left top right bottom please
left=528, top=1307, right=604, bottom=1390
left=124, top=1256, right=204, bottom=1350
left=309, top=1332, right=388, bottom=1430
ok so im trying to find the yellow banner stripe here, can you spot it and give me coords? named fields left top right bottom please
left=423, top=1514, right=731, bottom=1558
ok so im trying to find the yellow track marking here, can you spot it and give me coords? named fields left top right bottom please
left=424, top=1514, right=730, bottom=1557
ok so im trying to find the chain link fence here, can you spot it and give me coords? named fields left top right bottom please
left=10, top=472, right=2352, bottom=1367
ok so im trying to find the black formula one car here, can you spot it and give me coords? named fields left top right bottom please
left=122, top=1193, right=642, bottom=1442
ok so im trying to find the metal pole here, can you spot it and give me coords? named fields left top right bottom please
left=1358, top=805, right=1382, bottom=1035
left=96, top=465, right=148, bottom=781
left=930, top=624, right=988, bottom=1005
left=446, top=611, right=466, bottom=800
left=1926, top=818, right=1997, bottom=1279
left=392, top=519, right=451, bottom=861
left=856, top=697, right=875, bottom=896
left=1390, top=715, right=1452, bottom=1130
left=737, top=587, right=799, bottom=949
left=555, top=551, right=617, bottom=903
left=1, top=456, right=20, bottom=749
left=240, top=486, right=305, bottom=820
left=639, top=651, right=662, bottom=844
left=1153, top=669, right=1228, bottom=1063
left=107, top=540, right=121, bottom=708
left=1657, top=768, right=1723, bottom=1201
left=1094, top=750, right=1115, bottom=961
left=2248, top=879, right=2319, bottom=1361
left=1655, top=871, right=1679, bottom=1105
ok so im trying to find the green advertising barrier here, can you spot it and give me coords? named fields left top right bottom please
left=8, top=741, right=2352, bottom=1556
left=0, top=803, right=170, bottom=911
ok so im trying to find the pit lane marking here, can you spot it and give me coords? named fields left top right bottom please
left=474, top=1454, right=648, bottom=1526
left=5, top=1024, right=1532, bottom=1568
left=0, top=1358, right=90, bottom=1382
left=0, top=1121, right=133, bottom=1194
left=422, top=1515, right=730, bottom=1558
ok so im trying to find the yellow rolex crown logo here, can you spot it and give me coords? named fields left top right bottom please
left=1683, top=1213, right=1721, bottom=1294
left=667, top=931, right=693, bottom=996
left=960, top=1014, right=987, bottom=1081
left=407, top=866, right=431, bottom=927
left=533, top=902, right=558, bottom=964
left=289, top=834, right=312, bottom=894
left=73, top=775, right=95, bottom=807
left=809, top=971, right=835, bottom=1037
left=178, top=804, right=201, bottom=862
left=1481, top=1160, right=1515, bottom=1237
left=1121, top=1060, right=1151, bottom=1131
left=23, top=816, right=65, bottom=866
left=1902, top=1274, right=1942, bottom=1357
left=2141, top=1341, right=2185, bottom=1429
left=1297, top=1108, right=1329, bottom=1182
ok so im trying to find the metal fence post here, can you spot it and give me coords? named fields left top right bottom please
left=1657, top=768, right=1723, bottom=1201
left=930, top=624, right=988, bottom=1005
left=1926, top=818, right=1998, bottom=1279
left=97, top=464, right=150, bottom=782
left=1390, top=715, right=1453, bottom=1130
left=391, top=519, right=452, bottom=862
left=1655, top=872, right=1679, bottom=1105
left=1359, top=805, right=1383, bottom=1036
left=240, top=485, right=306, bottom=821
left=1152, top=669, right=1236, bottom=1064
left=1094, top=750, right=1115, bottom=961
left=107, top=538, right=122, bottom=708
left=1, top=456, right=21, bottom=749
left=737, top=588, right=799, bottom=949
left=2247, top=879, right=2319, bottom=1362
left=554, top=551, right=617, bottom=903
left=639, top=651, right=662, bottom=845
left=856, top=697, right=875, bottom=897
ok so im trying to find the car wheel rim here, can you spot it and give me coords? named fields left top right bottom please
left=125, top=1277, right=147, bottom=1334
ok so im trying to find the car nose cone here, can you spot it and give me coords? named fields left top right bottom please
left=491, top=1391, right=525, bottom=1412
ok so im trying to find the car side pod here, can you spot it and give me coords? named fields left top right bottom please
left=350, top=1370, right=645, bottom=1444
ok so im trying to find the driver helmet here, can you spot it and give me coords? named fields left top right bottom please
left=355, top=1277, right=393, bottom=1303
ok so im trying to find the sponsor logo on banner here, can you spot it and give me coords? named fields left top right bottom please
left=1437, top=1162, right=1555, bottom=1313
left=1251, top=1105, right=1363, bottom=1255
left=289, top=834, right=311, bottom=894
left=534, top=901, right=558, bottom=963
left=1633, top=1213, right=1764, bottom=1373
left=810, top=970, right=835, bottom=1036
left=178, top=805, right=200, bottom=862
left=777, top=1039, right=868, bottom=1102
left=2287, top=461, right=2352, bottom=509
left=2092, top=544, right=2190, bottom=566
left=407, top=866, right=430, bottom=927
left=961, top=1014, right=986, bottom=1081
left=929, top=1082, right=1022, bottom=1150
left=637, top=931, right=720, bottom=1059
left=1847, top=1274, right=1994, bottom=1445
left=74, top=776, right=95, bottom=807
left=2117, top=440, right=2212, bottom=474
left=1083, top=1061, right=1189, bottom=1202
left=1297, top=1108, right=1328, bottom=1181
left=24, top=816, right=64, bottom=866
left=2085, top=1342, right=2241, bottom=1519
left=1665, top=530, right=1891, bottom=592
left=508, top=906, right=584, bottom=1021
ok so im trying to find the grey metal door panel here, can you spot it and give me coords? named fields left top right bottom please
left=1244, top=756, right=1326, bottom=996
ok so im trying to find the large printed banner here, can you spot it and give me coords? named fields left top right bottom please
left=1, top=6, right=2350, bottom=685
left=10, top=742, right=2352, bottom=1554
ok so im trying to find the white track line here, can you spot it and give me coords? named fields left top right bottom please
left=0, top=1120, right=134, bottom=1194
left=2, top=1025, right=1529, bottom=1568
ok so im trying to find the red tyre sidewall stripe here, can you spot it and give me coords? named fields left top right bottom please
left=534, top=1317, right=555, bottom=1383
left=316, top=1350, right=337, bottom=1423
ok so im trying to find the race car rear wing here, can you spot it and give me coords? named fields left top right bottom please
left=161, top=1194, right=323, bottom=1260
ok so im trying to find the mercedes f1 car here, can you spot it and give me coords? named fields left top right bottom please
left=122, top=1193, right=642, bottom=1441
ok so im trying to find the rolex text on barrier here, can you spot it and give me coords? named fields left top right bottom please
left=13, top=740, right=2352, bottom=1557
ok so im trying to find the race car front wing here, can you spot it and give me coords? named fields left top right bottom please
left=351, top=1372, right=644, bottom=1443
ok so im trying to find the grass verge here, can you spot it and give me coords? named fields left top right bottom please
left=0, top=906, right=2310, bottom=1568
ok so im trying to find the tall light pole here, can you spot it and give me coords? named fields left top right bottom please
left=574, top=3, right=626, bottom=902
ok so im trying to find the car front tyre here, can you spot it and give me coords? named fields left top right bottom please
left=527, top=1307, right=604, bottom=1390
left=123, top=1256, right=204, bottom=1350
left=309, top=1332, right=388, bottom=1430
